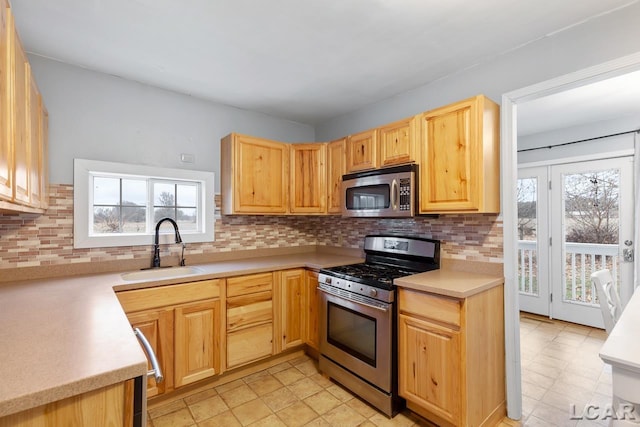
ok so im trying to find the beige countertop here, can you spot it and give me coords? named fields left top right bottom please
left=0, top=248, right=503, bottom=418
left=599, top=289, right=640, bottom=373
left=0, top=250, right=363, bottom=418
left=394, top=268, right=504, bottom=298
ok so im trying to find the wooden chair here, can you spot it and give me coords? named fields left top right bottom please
left=591, top=269, right=622, bottom=335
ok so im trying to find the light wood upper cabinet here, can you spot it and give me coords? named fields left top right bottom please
left=398, top=285, right=505, bottom=427
left=346, top=128, right=378, bottom=173
left=11, top=20, right=28, bottom=206
left=326, top=138, right=345, bottom=214
left=40, top=105, right=49, bottom=209
left=379, top=116, right=418, bottom=167
left=0, top=0, right=11, bottom=202
left=174, top=299, right=220, bottom=387
left=0, top=2, right=48, bottom=213
left=221, top=133, right=289, bottom=215
left=27, top=64, right=43, bottom=207
left=290, top=143, right=326, bottom=214
left=418, top=95, right=500, bottom=213
left=278, top=269, right=305, bottom=350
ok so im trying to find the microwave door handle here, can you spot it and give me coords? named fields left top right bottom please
left=391, top=179, right=399, bottom=211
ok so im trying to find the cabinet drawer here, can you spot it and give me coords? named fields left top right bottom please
left=227, top=323, right=273, bottom=368
left=227, top=273, right=273, bottom=297
left=398, top=288, right=460, bottom=327
left=117, top=279, right=220, bottom=313
left=227, top=291, right=273, bottom=332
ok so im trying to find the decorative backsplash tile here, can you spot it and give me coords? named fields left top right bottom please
left=0, top=184, right=503, bottom=270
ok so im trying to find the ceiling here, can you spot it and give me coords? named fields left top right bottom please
left=10, top=0, right=640, bottom=126
left=518, top=69, right=640, bottom=136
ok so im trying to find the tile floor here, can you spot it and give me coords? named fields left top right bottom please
left=146, top=314, right=612, bottom=427
left=519, top=313, right=612, bottom=426
left=146, top=354, right=430, bottom=427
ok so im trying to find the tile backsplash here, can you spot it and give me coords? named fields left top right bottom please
left=0, top=184, right=503, bottom=270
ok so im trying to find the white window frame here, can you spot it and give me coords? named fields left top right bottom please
left=74, top=158, right=215, bottom=249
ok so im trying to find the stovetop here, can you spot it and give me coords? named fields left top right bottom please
left=320, top=235, right=440, bottom=292
left=320, top=262, right=436, bottom=291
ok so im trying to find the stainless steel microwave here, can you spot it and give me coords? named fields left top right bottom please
left=341, top=164, right=417, bottom=217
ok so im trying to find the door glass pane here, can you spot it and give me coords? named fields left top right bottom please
left=517, top=177, right=539, bottom=296
left=563, top=169, right=620, bottom=305
left=327, top=302, right=376, bottom=366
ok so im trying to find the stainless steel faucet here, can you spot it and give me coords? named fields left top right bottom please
left=152, top=217, right=183, bottom=268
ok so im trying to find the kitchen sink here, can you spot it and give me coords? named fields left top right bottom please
left=120, top=266, right=205, bottom=282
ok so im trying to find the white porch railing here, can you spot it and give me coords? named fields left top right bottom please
left=518, top=240, right=619, bottom=305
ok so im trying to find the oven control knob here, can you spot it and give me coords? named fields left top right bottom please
left=325, top=277, right=332, bottom=284
left=368, top=288, right=378, bottom=297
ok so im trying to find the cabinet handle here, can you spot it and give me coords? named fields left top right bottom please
left=391, top=179, right=399, bottom=211
left=133, top=328, right=164, bottom=384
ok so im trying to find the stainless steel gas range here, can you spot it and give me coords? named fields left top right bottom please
left=317, top=235, right=440, bottom=417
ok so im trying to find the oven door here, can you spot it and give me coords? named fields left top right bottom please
left=318, top=286, right=392, bottom=392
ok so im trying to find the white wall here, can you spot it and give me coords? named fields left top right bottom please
left=28, top=56, right=315, bottom=189
left=518, top=115, right=640, bottom=164
left=315, top=2, right=640, bottom=141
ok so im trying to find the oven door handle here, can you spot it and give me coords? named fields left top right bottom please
left=317, top=286, right=390, bottom=313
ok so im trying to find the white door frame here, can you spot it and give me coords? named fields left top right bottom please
left=501, top=51, right=640, bottom=420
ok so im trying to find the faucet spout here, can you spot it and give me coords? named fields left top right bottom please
left=152, top=218, right=183, bottom=268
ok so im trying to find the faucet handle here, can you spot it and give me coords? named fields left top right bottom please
left=180, top=243, right=187, bottom=266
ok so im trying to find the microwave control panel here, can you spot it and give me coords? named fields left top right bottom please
left=399, top=178, right=411, bottom=211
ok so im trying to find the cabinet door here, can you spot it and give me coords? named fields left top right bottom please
left=290, top=143, right=326, bottom=214
left=379, top=116, right=417, bottom=167
left=11, top=22, right=29, bottom=206
left=39, top=105, right=49, bottom=209
left=0, top=381, right=133, bottom=426
left=326, top=138, right=345, bottom=214
left=127, top=309, right=173, bottom=397
left=26, top=64, right=41, bottom=208
left=0, top=0, right=11, bottom=202
left=174, top=299, right=220, bottom=387
left=305, top=270, right=320, bottom=350
left=227, top=323, right=273, bottom=369
left=279, top=269, right=305, bottom=350
left=419, top=95, right=500, bottom=213
left=227, top=290, right=273, bottom=332
left=346, top=129, right=378, bottom=172
left=419, top=98, right=477, bottom=212
left=398, top=314, right=461, bottom=425
left=221, top=134, right=288, bottom=214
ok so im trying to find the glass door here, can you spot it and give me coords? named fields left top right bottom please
left=550, top=157, right=634, bottom=327
left=517, top=166, right=550, bottom=316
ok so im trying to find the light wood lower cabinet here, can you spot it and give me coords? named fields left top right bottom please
left=304, top=270, right=320, bottom=350
left=226, top=273, right=275, bottom=369
left=174, top=299, right=221, bottom=387
left=278, top=269, right=305, bottom=350
left=117, top=279, right=221, bottom=397
left=0, top=380, right=135, bottom=427
left=398, top=285, right=505, bottom=427
left=126, top=309, right=173, bottom=397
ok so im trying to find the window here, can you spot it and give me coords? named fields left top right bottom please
left=74, top=159, right=214, bottom=248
